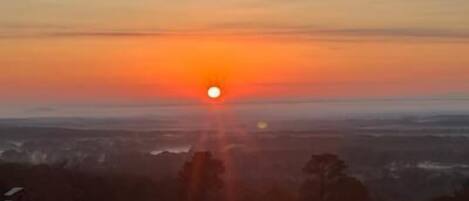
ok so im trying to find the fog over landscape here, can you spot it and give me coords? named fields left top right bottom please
left=1, top=106, right=469, bottom=201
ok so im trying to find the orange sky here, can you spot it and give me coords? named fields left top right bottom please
left=1, top=35, right=469, bottom=105
left=1, top=0, right=469, bottom=111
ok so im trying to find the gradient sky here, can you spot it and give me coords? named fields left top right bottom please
left=1, top=0, right=469, bottom=116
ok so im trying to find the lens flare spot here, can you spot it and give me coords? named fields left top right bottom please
left=257, top=121, right=268, bottom=130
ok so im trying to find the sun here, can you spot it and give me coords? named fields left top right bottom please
left=207, top=86, right=222, bottom=99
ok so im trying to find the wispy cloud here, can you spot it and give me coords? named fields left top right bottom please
left=311, top=28, right=469, bottom=39
left=252, top=81, right=403, bottom=88
left=2, top=23, right=469, bottom=42
left=24, top=107, right=56, bottom=114
left=206, top=22, right=469, bottom=40
left=45, top=31, right=167, bottom=37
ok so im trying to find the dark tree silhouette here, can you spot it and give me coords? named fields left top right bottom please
left=261, top=185, right=296, bottom=201
left=431, top=180, right=469, bottom=201
left=302, top=154, right=346, bottom=201
left=300, top=154, right=370, bottom=201
left=0, top=163, right=159, bottom=201
left=179, top=152, right=225, bottom=201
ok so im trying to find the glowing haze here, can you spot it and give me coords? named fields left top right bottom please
left=1, top=0, right=469, bottom=116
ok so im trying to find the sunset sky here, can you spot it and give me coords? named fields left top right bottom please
left=1, top=0, right=469, bottom=116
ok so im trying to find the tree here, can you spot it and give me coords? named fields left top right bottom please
left=261, top=185, right=296, bottom=201
left=179, top=152, right=225, bottom=201
left=300, top=154, right=370, bottom=201
left=431, top=179, right=469, bottom=201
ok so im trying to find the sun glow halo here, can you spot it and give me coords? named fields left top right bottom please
left=207, top=86, right=222, bottom=99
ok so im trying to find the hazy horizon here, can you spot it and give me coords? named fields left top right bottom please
left=1, top=98, right=469, bottom=119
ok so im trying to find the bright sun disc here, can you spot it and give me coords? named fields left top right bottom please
left=207, top=86, right=221, bottom=99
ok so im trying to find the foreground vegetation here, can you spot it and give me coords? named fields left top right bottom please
left=0, top=151, right=467, bottom=201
